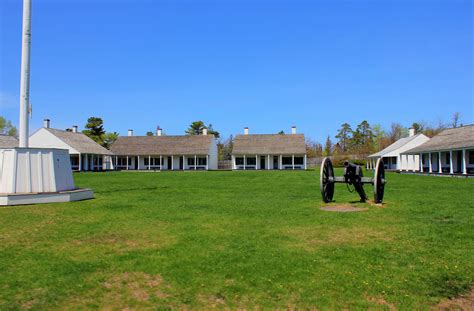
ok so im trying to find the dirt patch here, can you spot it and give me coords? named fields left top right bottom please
left=320, top=206, right=368, bottom=212
left=282, top=226, right=396, bottom=251
left=435, top=287, right=474, bottom=310
left=101, top=272, right=169, bottom=307
left=367, top=296, right=396, bottom=310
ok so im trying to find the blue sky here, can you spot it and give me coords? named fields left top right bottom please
left=1, top=0, right=472, bottom=141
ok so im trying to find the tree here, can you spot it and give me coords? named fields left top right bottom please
left=83, top=117, right=105, bottom=145
left=323, top=135, right=332, bottom=156
left=277, top=130, right=285, bottom=134
left=146, top=131, right=154, bottom=136
left=0, top=116, right=18, bottom=136
left=335, top=123, right=352, bottom=152
left=388, top=123, right=407, bottom=143
left=451, top=112, right=461, bottom=128
left=185, top=121, right=220, bottom=138
left=103, top=132, right=119, bottom=149
left=218, top=135, right=233, bottom=161
left=306, top=139, right=322, bottom=158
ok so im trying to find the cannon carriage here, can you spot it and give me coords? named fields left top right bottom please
left=320, top=157, right=386, bottom=204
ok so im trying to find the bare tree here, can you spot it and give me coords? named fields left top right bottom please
left=451, top=112, right=461, bottom=128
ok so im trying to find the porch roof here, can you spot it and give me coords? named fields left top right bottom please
left=45, top=128, right=113, bottom=155
left=110, top=135, right=215, bottom=155
left=0, top=135, right=18, bottom=148
left=232, top=134, right=306, bottom=155
left=368, top=134, right=424, bottom=158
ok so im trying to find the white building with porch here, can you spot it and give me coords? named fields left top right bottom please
left=367, top=129, right=429, bottom=171
left=29, top=119, right=113, bottom=171
left=231, top=126, right=307, bottom=170
left=401, top=125, right=474, bottom=175
left=109, top=128, right=218, bottom=170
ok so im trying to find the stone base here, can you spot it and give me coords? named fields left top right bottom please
left=0, top=188, right=94, bottom=206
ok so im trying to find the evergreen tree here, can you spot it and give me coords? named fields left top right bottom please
left=335, top=123, right=352, bottom=152
left=82, top=117, right=106, bottom=145
left=185, top=121, right=220, bottom=138
left=323, top=135, right=332, bottom=156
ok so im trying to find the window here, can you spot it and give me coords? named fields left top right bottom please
left=235, top=157, right=244, bottom=165
left=294, top=157, right=304, bottom=165
left=198, top=157, right=207, bottom=166
left=144, top=157, right=162, bottom=166
left=246, top=157, right=256, bottom=165
left=117, top=157, right=130, bottom=166
left=187, top=158, right=195, bottom=166
left=70, top=156, right=79, bottom=166
left=282, top=157, right=292, bottom=165
left=446, top=153, right=450, bottom=165
left=469, top=151, right=474, bottom=165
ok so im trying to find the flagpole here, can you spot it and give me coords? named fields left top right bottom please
left=19, top=0, right=32, bottom=148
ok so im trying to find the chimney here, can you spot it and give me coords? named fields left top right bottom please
left=291, top=126, right=297, bottom=134
left=72, top=125, right=78, bottom=133
left=202, top=128, right=208, bottom=135
left=157, top=127, right=162, bottom=136
left=244, top=127, right=249, bottom=135
left=128, top=129, right=134, bottom=137
left=409, top=128, right=415, bottom=137
left=43, top=119, right=50, bottom=128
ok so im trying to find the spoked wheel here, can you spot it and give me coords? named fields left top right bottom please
left=373, top=158, right=386, bottom=203
left=320, top=157, right=335, bottom=203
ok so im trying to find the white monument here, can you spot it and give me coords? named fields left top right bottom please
left=0, top=0, right=93, bottom=206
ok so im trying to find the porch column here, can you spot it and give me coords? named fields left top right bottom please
left=420, top=154, right=423, bottom=172
left=194, top=155, right=197, bottom=170
left=428, top=152, right=432, bottom=173
left=206, top=155, right=209, bottom=170
left=292, top=154, right=295, bottom=170
left=137, top=156, right=140, bottom=170
left=268, top=155, right=270, bottom=170
left=126, top=155, right=129, bottom=170
left=279, top=155, right=282, bottom=170
left=160, top=155, right=162, bottom=171
left=462, top=149, right=467, bottom=175
left=231, top=155, right=235, bottom=170
left=255, top=155, right=258, bottom=170
left=449, top=150, right=454, bottom=174
left=438, top=152, right=442, bottom=173
left=243, top=155, right=246, bottom=170
left=304, top=154, right=307, bottom=170
left=78, top=154, right=82, bottom=172
left=183, top=155, right=185, bottom=171
left=171, top=155, right=174, bottom=170
left=148, top=155, right=151, bottom=170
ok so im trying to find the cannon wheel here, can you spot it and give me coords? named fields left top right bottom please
left=320, top=157, right=335, bottom=203
left=373, top=158, right=385, bottom=203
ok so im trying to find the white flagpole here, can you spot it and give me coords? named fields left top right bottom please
left=19, top=0, right=32, bottom=148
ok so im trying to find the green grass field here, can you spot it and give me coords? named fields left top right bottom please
left=0, top=170, right=473, bottom=309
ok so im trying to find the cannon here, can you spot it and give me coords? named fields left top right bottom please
left=319, top=157, right=386, bottom=204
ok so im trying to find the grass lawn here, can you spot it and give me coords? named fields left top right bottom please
left=0, top=170, right=473, bottom=309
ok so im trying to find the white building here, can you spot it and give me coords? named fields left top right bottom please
left=401, top=125, right=474, bottom=175
left=109, top=128, right=218, bottom=170
left=29, top=119, right=113, bottom=171
left=367, top=129, right=430, bottom=171
left=231, top=126, right=307, bottom=170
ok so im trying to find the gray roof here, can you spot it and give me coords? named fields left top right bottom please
left=403, top=125, right=474, bottom=154
left=0, top=135, right=18, bottom=148
left=232, top=134, right=306, bottom=155
left=369, top=134, right=423, bottom=158
left=46, top=128, right=112, bottom=155
left=110, top=135, right=215, bottom=155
